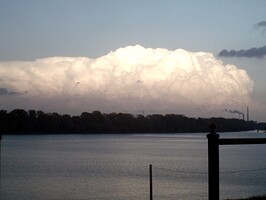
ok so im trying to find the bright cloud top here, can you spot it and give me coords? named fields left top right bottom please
left=0, top=45, right=253, bottom=115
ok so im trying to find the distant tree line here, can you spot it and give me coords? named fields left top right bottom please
left=0, top=109, right=259, bottom=134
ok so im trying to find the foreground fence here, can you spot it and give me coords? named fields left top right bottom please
left=149, top=163, right=266, bottom=200
left=207, top=123, right=266, bottom=200
left=148, top=124, right=266, bottom=200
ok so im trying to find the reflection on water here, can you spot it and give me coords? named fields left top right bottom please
left=1, top=132, right=266, bottom=200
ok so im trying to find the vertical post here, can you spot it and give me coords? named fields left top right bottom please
left=149, top=164, right=153, bottom=200
left=0, top=134, right=2, bottom=199
left=207, top=123, right=220, bottom=200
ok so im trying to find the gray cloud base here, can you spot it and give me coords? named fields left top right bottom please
left=219, top=46, right=266, bottom=58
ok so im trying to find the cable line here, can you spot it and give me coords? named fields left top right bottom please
left=154, top=166, right=207, bottom=174
left=154, top=166, right=266, bottom=175
left=220, top=167, right=266, bottom=174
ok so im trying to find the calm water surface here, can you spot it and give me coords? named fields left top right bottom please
left=1, top=131, right=266, bottom=200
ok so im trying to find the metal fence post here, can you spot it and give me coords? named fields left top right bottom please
left=149, top=164, right=153, bottom=200
left=207, top=123, right=220, bottom=200
left=0, top=134, right=2, bottom=199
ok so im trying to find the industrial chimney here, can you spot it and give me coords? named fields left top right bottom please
left=247, top=106, right=249, bottom=121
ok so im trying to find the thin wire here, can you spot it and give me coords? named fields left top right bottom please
left=154, top=166, right=208, bottom=174
left=154, top=166, right=266, bottom=175
left=220, top=167, right=266, bottom=174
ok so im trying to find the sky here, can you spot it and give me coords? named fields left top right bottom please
left=0, top=0, right=266, bottom=122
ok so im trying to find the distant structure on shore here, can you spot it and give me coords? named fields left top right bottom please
left=247, top=106, right=249, bottom=121
left=224, top=106, right=250, bottom=121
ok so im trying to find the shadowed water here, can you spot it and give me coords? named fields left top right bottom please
left=1, top=131, right=266, bottom=200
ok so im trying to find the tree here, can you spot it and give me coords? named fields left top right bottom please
left=9, top=109, right=32, bottom=132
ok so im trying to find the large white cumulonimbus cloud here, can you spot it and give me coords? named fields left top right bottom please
left=0, top=45, right=253, bottom=115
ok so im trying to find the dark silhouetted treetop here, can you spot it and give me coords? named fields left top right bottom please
left=0, top=109, right=258, bottom=134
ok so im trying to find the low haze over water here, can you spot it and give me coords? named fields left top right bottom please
left=1, top=131, right=266, bottom=200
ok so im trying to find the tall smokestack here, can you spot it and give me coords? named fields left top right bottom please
left=247, top=106, right=249, bottom=121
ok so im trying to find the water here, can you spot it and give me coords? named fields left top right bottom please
left=1, top=131, right=266, bottom=200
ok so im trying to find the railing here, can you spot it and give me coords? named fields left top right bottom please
left=207, top=123, right=266, bottom=200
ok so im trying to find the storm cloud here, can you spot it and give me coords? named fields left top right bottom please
left=218, top=46, right=266, bottom=58
left=0, top=45, right=253, bottom=116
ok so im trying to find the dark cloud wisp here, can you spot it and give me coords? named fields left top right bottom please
left=253, top=21, right=266, bottom=29
left=0, top=88, right=8, bottom=95
left=218, top=46, right=266, bottom=58
left=253, top=21, right=266, bottom=35
left=0, top=87, right=21, bottom=95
